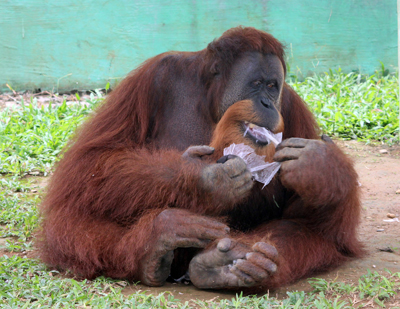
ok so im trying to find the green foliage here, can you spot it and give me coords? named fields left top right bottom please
left=0, top=255, right=182, bottom=308
left=1, top=256, right=398, bottom=308
left=358, top=270, right=400, bottom=306
left=288, top=69, right=399, bottom=144
left=0, top=72, right=398, bottom=178
left=0, top=75, right=399, bottom=307
left=0, top=95, right=102, bottom=176
left=0, top=177, right=39, bottom=251
left=309, top=270, right=400, bottom=308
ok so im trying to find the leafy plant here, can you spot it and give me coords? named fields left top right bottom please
left=288, top=69, right=399, bottom=144
left=0, top=75, right=399, bottom=307
left=0, top=95, right=102, bottom=176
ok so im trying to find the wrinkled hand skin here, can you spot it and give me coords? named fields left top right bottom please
left=273, top=135, right=349, bottom=206
left=183, top=146, right=254, bottom=205
left=188, top=238, right=278, bottom=289
left=139, top=209, right=229, bottom=286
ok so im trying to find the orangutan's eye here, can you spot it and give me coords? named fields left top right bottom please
left=252, top=80, right=262, bottom=87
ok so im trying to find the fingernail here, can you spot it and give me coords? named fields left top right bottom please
left=217, top=238, right=231, bottom=252
left=268, top=263, right=277, bottom=273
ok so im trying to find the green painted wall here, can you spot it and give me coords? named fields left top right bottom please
left=0, top=0, right=397, bottom=92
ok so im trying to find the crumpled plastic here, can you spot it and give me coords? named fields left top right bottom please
left=223, top=128, right=283, bottom=188
left=243, top=126, right=282, bottom=147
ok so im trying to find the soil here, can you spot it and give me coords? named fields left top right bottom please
left=1, top=92, right=399, bottom=302
left=123, top=140, right=400, bottom=302
left=0, top=91, right=98, bottom=109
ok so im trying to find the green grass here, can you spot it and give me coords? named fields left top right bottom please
left=0, top=254, right=399, bottom=308
left=0, top=71, right=398, bottom=177
left=0, top=72, right=400, bottom=307
left=289, top=69, right=399, bottom=144
left=0, top=255, right=182, bottom=308
left=0, top=94, right=102, bottom=175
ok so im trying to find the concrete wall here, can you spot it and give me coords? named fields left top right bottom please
left=0, top=0, right=397, bottom=92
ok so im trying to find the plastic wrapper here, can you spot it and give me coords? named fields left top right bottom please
left=243, top=126, right=282, bottom=147
left=223, top=129, right=282, bottom=188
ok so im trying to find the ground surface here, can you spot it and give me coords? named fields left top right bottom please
left=122, top=140, right=400, bottom=302
left=1, top=91, right=399, bottom=303
left=0, top=91, right=93, bottom=108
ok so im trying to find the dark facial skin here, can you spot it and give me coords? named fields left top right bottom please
left=188, top=53, right=286, bottom=209
left=154, top=52, right=284, bottom=150
left=220, top=52, right=284, bottom=131
left=192, top=53, right=285, bottom=205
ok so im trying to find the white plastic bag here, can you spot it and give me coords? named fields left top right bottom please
left=243, top=126, right=282, bottom=147
left=223, top=128, right=282, bottom=188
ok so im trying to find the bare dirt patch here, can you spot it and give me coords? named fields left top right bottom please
left=124, top=140, right=400, bottom=302
left=1, top=99, right=398, bottom=302
left=0, top=91, right=99, bottom=110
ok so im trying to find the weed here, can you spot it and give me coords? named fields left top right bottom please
left=0, top=96, right=101, bottom=176
left=288, top=70, right=399, bottom=144
left=0, top=73, right=399, bottom=307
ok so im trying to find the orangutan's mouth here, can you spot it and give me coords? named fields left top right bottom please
left=243, top=121, right=282, bottom=147
left=243, top=122, right=269, bottom=145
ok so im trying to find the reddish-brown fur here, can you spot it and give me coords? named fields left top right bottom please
left=37, top=27, right=362, bottom=291
left=209, top=99, right=283, bottom=160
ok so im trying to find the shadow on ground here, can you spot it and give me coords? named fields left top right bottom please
left=123, top=140, right=400, bottom=302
